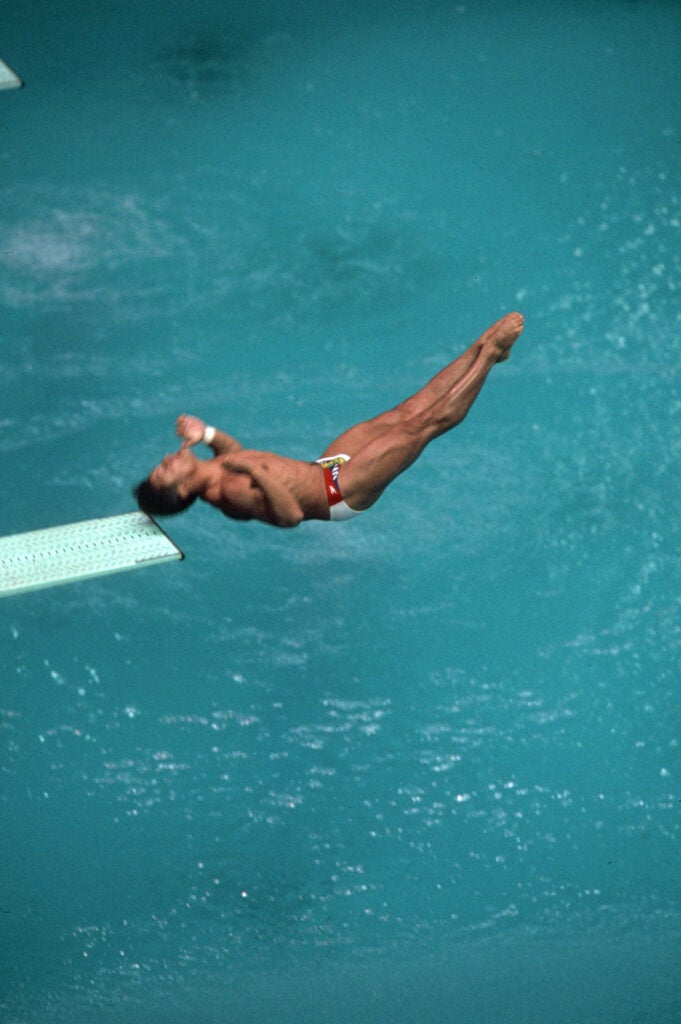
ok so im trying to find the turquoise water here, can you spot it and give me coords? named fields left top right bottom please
left=1, top=1, right=680, bottom=1020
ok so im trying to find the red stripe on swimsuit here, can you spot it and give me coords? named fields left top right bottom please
left=322, top=465, right=344, bottom=507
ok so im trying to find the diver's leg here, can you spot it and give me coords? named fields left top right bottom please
left=336, top=313, right=524, bottom=510
left=321, top=313, right=523, bottom=459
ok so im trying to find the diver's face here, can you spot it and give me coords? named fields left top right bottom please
left=149, top=448, right=195, bottom=490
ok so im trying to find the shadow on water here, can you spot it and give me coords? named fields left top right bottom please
left=155, top=33, right=253, bottom=98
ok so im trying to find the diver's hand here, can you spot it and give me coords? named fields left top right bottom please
left=176, top=414, right=206, bottom=447
left=221, top=452, right=254, bottom=475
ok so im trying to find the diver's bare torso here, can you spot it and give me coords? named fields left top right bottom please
left=209, top=451, right=330, bottom=525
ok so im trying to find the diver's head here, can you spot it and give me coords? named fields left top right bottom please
left=134, top=449, right=198, bottom=516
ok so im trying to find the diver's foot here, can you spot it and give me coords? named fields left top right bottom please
left=480, top=312, right=524, bottom=362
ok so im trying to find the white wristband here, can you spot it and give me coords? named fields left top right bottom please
left=203, top=425, right=216, bottom=445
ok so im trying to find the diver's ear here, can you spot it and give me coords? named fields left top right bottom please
left=177, top=480, right=192, bottom=500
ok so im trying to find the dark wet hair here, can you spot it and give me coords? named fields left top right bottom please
left=133, top=478, right=197, bottom=517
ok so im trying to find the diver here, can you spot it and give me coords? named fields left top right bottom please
left=135, top=312, right=524, bottom=527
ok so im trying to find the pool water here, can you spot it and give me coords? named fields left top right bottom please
left=1, top=1, right=680, bottom=1021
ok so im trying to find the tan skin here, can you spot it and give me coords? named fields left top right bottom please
left=147, top=312, right=524, bottom=527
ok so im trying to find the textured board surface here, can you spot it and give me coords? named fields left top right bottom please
left=0, top=512, right=183, bottom=596
left=0, top=58, right=23, bottom=89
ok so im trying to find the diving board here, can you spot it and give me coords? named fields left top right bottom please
left=0, top=512, right=183, bottom=597
left=0, top=59, right=23, bottom=90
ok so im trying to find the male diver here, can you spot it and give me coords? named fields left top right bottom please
left=134, top=312, right=524, bottom=527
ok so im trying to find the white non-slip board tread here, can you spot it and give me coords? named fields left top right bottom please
left=0, top=512, right=183, bottom=596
